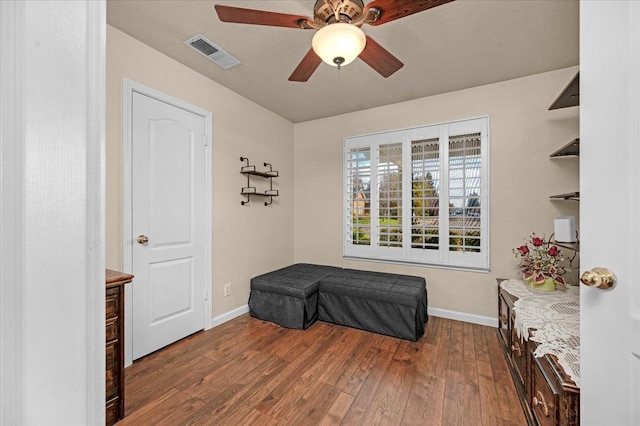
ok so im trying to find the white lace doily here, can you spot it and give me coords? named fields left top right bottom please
left=500, top=279, right=580, bottom=387
left=500, top=278, right=574, bottom=298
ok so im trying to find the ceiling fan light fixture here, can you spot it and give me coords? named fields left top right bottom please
left=312, top=23, right=366, bottom=68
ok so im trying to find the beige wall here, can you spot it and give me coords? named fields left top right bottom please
left=107, top=24, right=578, bottom=321
left=293, top=67, right=579, bottom=319
left=106, top=26, right=294, bottom=317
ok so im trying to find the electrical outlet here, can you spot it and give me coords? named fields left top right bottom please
left=224, top=283, right=231, bottom=297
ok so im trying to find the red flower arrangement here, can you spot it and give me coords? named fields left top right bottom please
left=513, top=234, right=567, bottom=287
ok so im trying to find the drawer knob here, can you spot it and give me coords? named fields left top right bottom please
left=510, top=342, right=522, bottom=356
left=500, top=313, right=507, bottom=325
left=580, top=267, right=616, bottom=289
left=533, top=390, right=550, bottom=417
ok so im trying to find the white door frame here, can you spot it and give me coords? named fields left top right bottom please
left=1, top=1, right=105, bottom=423
left=122, top=79, right=213, bottom=366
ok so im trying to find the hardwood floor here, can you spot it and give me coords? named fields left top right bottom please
left=119, top=315, right=526, bottom=426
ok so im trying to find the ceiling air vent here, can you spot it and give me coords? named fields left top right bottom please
left=184, top=34, right=240, bottom=70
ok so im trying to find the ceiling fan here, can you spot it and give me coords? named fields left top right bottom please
left=214, top=0, right=454, bottom=82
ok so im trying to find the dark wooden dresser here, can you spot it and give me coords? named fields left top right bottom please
left=106, top=269, right=133, bottom=426
left=498, top=279, right=579, bottom=426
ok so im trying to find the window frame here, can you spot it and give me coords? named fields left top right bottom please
left=343, top=116, right=490, bottom=271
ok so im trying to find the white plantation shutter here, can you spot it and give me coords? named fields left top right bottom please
left=347, top=147, right=371, bottom=246
left=344, top=136, right=373, bottom=258
left=377, top=142, right=403, bottom=255
left=408, top=123, right=443, bottom=264
left=448, top=132, right=482, bottom=252
left=344, top=117, right=489, bottom=270
left=445, top=118, right=489, bottom=268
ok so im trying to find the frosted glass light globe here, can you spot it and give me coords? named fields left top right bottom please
left=312, top=23, right=366, bottom=68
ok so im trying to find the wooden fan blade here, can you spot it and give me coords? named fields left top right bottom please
left=359, top=36, right=403, bottom=78
left=364, top=0, right=454, bottom=26
left=289, top=49, right=323, bottom=82
left=215, top=4, right=312, bottom=29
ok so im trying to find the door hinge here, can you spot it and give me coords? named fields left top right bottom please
left=204, top=287, right=209, bottom=300
left=203, top=136, right=209, bottom=147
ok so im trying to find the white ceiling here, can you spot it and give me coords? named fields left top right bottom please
left=107, top=0, right=579, bottom=123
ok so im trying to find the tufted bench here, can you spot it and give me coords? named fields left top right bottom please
left=249, top=263, right=340, bottom=329
left=248, top=264, right=428, bottom=341
left=318, top=269, right=428, bottom=342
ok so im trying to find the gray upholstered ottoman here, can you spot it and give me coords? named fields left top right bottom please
left=318, top=269, right=428, bottom=341
left=248, top=263, right=340, bottom=329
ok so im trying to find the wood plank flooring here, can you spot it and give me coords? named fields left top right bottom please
left=119, top=315, right=526, bottom=425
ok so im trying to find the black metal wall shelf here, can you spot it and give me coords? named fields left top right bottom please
left=549, top=72, right=579, bottom=110
left=552, top=241, right=580, bottom=252
left=549, top=192, right=580, bottom=201
left=550, top=138, right=580, bottom=158
left=549, top=73, right=580, bottom=207
left=240, top=157, right=278, bottom=206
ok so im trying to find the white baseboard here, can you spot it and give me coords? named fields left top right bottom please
left=211, top=305, right=496, bottom=330
left=210, top=304, right=249, bottom=328
left=428, top=307, right=497, bottom=328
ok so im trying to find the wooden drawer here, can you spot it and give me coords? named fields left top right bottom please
left=509, top=321, right=527, bottom=391
left=106, top=340, right=120, bottom=400
left=106, top=317, right=119, bottom=342
left=106, top=397, right=119, bottom=426
left=498, top=292, right=511, bottom=349
left=532, top=356, right=559, bottom=426
left=106, top=270, right=132, bottom=425
left=106, top=288, right=120, bottom=319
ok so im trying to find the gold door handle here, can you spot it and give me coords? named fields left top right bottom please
left=137, top=235, right=149, bottom=244
left=533, top=391, right=550, bottom=417
left=580, top=267, right=616, bottom=289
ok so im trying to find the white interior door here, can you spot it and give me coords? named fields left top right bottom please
left=580, top=2, right=640, bottom=424
left=131, top=91, right=207, bottom=360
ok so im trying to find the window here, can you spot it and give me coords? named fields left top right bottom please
left=343, top=117, right=489, bottom=270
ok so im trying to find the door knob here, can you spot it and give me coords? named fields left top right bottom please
left=580, top=267, right=616, bottom=289
left=137, top=235, right=149, bottom=244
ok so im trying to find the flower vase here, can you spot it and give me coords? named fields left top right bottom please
left=526, top=277, right=556, bottom=291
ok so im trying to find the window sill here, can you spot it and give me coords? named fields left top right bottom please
left=342, top=255, right=490, bottom=273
